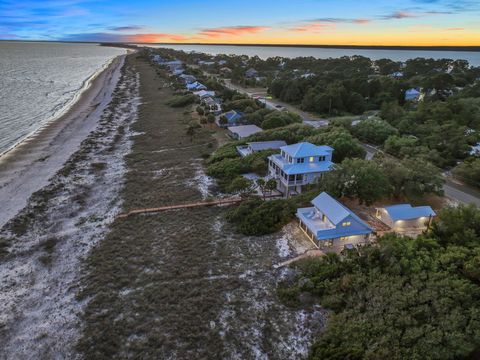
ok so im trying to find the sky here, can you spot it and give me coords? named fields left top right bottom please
left=1, top=0, right=479, bottom=46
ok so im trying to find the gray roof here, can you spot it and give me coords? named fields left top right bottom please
left=248, top=141, right=287, bottom=151
left=228, top=125, right=262, bottom=138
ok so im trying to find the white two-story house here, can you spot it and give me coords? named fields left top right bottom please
left=268, top=142, right=334, bottom=197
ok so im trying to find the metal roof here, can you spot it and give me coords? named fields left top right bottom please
left=311, top=192, right=350, bottom=225
left=227, top=125, right=262, bottom=138
left=383, top=204, right=436, bottom=221
left=281, top=142, right=333, bottom=158
left=248, top=141, right=287, bottom=151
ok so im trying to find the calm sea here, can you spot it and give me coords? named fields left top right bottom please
left=149, top=44, right=480, bottom=66
left=0, top=42, right=125, bottom=155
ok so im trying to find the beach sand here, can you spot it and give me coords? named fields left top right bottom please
left=0, top=54, right=126, bottom=229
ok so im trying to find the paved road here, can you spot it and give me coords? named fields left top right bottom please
left=215, top=74, right=480, bottom=206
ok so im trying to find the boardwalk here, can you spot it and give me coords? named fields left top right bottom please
left=274, top=249, right=325, bottom=269
left=117, top=197, right=243, bottom=218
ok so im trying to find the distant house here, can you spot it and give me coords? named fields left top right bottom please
left=297, top=192, right=373, bottom=249
left=268, top=142, right=334, bottom=197
left=470, top=142, right=480, bottom=155
left=236, top=141, right=287, bottom=157
left=245, top=68, right=259, bottom=78
left=217, top=110, right=244, bottom=127
left=227, top=125, right=262, bottom=139
left=179, top=74, right=197, bottom=84
left=376, top=204, right=436, bottom=232
left=172, top=68, right=185, bottom=76
left=219, top=67, right=232, bottom=76
left=201, top=96, right=222, bottom=115
left=198, top=60, right=216, bottom=66
left=390, top=71, right=404, bottom=79
left=405, top=88, right=421, bottom=101
left=301, top=73, right=316, bottom=79
left=186, top=82, right=207, bottom=91
left=193, top=90, right=216, bottom=99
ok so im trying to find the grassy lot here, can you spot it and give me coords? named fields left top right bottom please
left=76, top=54, right=324, bottom=359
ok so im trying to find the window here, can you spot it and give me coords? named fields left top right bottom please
left=297, top=158, right=305, bottom=164
left=319, top=156, right=326, bottom=162
left=309, top=156, right=315, bottom=163
left=342, top=222, right=351, bottom=227
left=340, top=237, right=349, bottom=241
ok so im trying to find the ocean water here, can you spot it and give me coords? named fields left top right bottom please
left=149, top=44, right=480, bottom=66
left=0, top=42, right=125, bottom=155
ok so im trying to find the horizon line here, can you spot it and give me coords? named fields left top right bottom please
left=1, top=39, right=480, bottom=52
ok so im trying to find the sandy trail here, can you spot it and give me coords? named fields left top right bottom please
left=0, top=54, right=125, bottom=229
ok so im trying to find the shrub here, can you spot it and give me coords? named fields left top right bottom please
left=226, top=198, right=296, bottom=235
left=166, top=94, right=196, bottom=107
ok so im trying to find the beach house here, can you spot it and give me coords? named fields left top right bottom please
left=268, top=142, right=334, bottom=196
left=376, top=204, right=436, bottom=233
left=297, top=192, right=373, bottom=249
left=236, top=141, right=287, bottom=157
left=179, top=74, right=197, bottom=84
left=245, top=68, right=259, bottom=78
left=194, top=90, right=216, bottom=99
left=217, top=110, right=244, bottom=128
left=186, top=82, right=207, bottom=91
left=405, top=88, right=421, bottom=101
left=201, top=97, right=222, bottom=115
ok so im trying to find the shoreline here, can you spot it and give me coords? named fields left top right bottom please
left=0, top=53, right=126, bottom=229
left=0, top=49, right=125, bottom=158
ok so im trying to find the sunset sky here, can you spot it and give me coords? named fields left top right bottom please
left=1, top=0, right=479, bottom=46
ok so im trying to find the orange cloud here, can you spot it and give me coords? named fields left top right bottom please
left=290, top=23, right=335, bottom=32
left=198, top=26, right=270, bottom=38
left=129, top=33, right=189, bottom=42
left=353, top=19, right=370, bottom=24
left=445, top=27, right=465, bottom=31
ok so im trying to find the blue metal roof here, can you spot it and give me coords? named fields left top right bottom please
left=224, top=110, right=243, bottom=122
left=311, top=192, right=349, bottom=225
left=383, top=204, right=436, bottom=222
left=281, top=142, right=333, bottom=158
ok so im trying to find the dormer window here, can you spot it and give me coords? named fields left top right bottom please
left=297, top=158, right=305, bottom=164
left=309, top=157, right=315, bottom=163
left=342, top=221, right=351, bottom=227
left=319, top=156, right=326, bottom=162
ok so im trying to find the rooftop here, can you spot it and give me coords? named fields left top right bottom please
left=383, top=204, right=436, bottom=221
left=248, top=141, right=287, bottom=151
left=281, top=142, right=333, bottom=158
left=228, top=125, right=262, bottom=138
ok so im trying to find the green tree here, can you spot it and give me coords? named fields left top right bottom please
left=321, top=158, right=391, bottom=205
left=227, top=177, right=254, bottom=198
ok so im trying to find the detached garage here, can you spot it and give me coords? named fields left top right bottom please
left=376, top=204, right=436, bottom=232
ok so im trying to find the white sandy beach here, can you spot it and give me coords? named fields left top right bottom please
left=0, top=54, right=126, bottom=229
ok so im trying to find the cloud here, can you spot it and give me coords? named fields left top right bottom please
left=289, top=22, right=335, bottom=32
left=61, top=32, right=189, bottom=43
left=108, top=26, right=144, bottom=32
left=380, top=11, right=418, bottom=20
left=198, top=26, right=270, bottom=38
left=445, top=27, right=465, bottom=31
left=307, top=17, right=371, bottom=24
